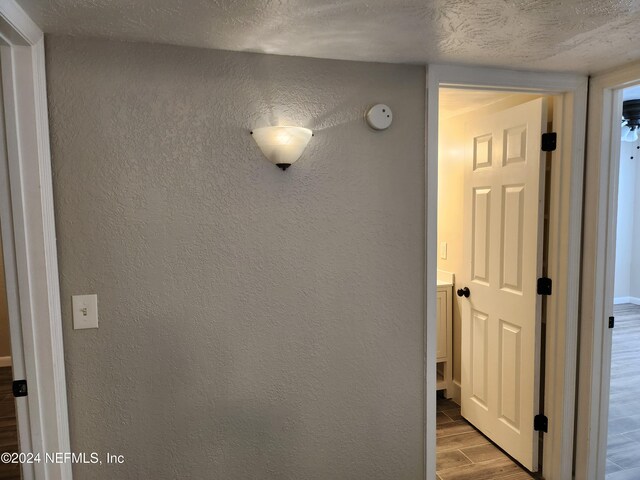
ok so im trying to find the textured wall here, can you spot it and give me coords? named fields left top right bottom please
left=46, top=35, right=425, bottom=479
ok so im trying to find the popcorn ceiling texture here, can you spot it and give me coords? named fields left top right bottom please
left=22, top=0, right=640, bottom=73
left=46, top=35, right=426, bottom=479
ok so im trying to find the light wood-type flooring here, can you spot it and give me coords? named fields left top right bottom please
left=0, top=367, right=19, bottom=480
left=436, top=396, right=534, bottom=480
left=606, top=304, right=640, bottom=479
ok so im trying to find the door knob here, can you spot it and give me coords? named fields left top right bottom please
left=456, top=287, right=470, bottom=298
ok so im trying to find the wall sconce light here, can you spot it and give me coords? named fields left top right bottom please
left=251, top=126, right=313, bottom=170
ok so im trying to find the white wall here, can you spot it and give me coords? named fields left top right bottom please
left=614, top=141, right=637, bottom=301
left=631, top=145, right=640, bottom=301
left=613, top=140, right=640, bottom=304
left=46, top=35, right=426, bottom=479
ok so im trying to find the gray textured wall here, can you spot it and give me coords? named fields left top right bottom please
left=46, top=35, right=426, bottom=479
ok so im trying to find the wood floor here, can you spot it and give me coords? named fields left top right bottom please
left=436, top=396, right=534, bottom=480
left=606, top=304, right=640, bottom=479
left=0, top=367, right=20, bottom=480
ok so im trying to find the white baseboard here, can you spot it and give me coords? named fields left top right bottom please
left=450, top=380, right=461, bottom=406
left=614, top=296, right=640, bottom=305
left=0, top=356, right=12, bottom=367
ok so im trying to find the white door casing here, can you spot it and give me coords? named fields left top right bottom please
left=575, top=63, right=640, bottom=480
left=427, top=65, right=587, bottom=480
left=460, top=98, right=547, bottom=471
left=0, top=2, right=72, bottom=479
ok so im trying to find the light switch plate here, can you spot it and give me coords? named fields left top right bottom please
left=72, top=294, right=98, bottom=330
left=440, top=242, right=448, bottom=259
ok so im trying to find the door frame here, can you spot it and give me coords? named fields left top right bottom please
left=425, top=64, right=587, bottom=480
left=575, top=60, right=640, bottom=480
left=0, top=2, right=72, bottom=479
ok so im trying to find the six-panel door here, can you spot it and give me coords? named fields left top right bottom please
left=460, top=98, right=547, bottom=472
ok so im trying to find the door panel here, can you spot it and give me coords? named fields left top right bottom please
left=471, top=309, right=489, bottom=409
left=460, top=98, right=547, bottom=472
left=472, top=187, right=491, bottom=284
left=499, top=319, right=521, bottom=430
left=474, top=134, right=493, bottom=170
left=503, top=125, right=527, bottom=165
left=500, top=185, right=525, bottom=293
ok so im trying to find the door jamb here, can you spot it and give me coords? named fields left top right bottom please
left=0, top=2, right=72, bottom=479
left=425, top=64, right=588, bottom=480
left=575, top=61, right=640, bottom=480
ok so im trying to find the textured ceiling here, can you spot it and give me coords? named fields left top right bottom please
left=18, top=0, right=640, bottom=73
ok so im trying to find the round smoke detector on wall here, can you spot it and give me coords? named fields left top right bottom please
left=366, top=104, right=393, bottom=131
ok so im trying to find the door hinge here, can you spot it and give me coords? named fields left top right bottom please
left=541, top=132, right=557, bottom=152
left=537, top=277, right=552, bottom=295
left=534, top=414, right=548, bottom=433
left=12, top=379, right=27, bottom=397
left=609, top=316, right=615, bottom=329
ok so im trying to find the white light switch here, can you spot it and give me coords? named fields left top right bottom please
left=72, top=294, right=98, bottom=330
left=440, top=242, right=448, bottom=259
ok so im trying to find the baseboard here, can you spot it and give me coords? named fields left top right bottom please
left=0, top=356, right=12, bottom=367
left=450, top=380, right=461, bottom=406
left=614, top=296, right=640, bottom=305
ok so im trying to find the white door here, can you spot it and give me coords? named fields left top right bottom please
left=459, top=98, right=547, bottom=472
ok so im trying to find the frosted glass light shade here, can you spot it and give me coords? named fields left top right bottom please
left=622, top=125, right=632, bottom=141
left=623, top=127, right=639, bottom=143
left=251, top=126, right=312, bottom=170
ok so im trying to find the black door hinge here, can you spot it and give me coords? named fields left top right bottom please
left=537, top=277, right=552, bottom=295
left=534, top=414, right=548, bottom=433
left=12, top=380, right=27, bottom=397
left=541, top=132, right=557, bottom=152
left=609, top=316, right=615, bottom=329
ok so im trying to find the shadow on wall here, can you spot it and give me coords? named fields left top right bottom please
left=247, top=53, right=386, bottom=142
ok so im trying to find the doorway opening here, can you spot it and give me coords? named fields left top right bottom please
left=603, top=85, right=640, bottom=479
left=0, top=233, right=20, bottom=480
left=435, top=88, right=552, bottom=479
left=425, top=64, right=587, bottom=480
